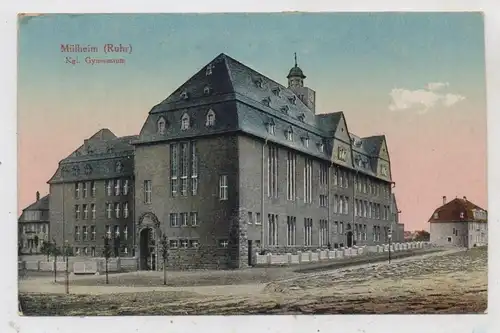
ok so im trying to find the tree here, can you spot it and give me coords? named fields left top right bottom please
left=113, top=235, right=121, bottom=258
left=51, top=240, right=62, bottom=283
left=414, top=230, right=430, bottom=241
left=40, top=240, right=52, bottom=261
left=102, top=236, right=112, bottom=285
left=160, top=235, right=169, bottom=285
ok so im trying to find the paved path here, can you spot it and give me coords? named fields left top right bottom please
left=18, top=248, right=464, bottom=297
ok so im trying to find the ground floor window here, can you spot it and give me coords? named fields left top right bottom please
left=447, top=237, right=452, bottom=243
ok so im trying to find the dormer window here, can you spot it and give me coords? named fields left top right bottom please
left=107, top=147, right=114, bottom=153
left=433, top=212, right=439, bottom=219
left=338, top=146, right=347, bottom=161
left=266, top=119, right=275, bottom=135
left=285, top=127, right=293, bottom=141
left=261, top=97, right=271, bottom=107
left=318, top=142, right=325, bottom=153
left=84, top=164, right=92, bottom=175
left=297, top=113, right=305, bottom=122
left=301, top=136, right=309, bottom=147
left=180, top=91, right=189, bottom=100
left=203, top=86, right=212, bottom=96
left=272, top=87, right=281, bottom=97
left=254, top=77, right=263, bottom=88
left=288, top=96, right=296, bottom=105
left=460, top=212, right=465, bottom=219
left=280, top=105, right=289, bottom=114
left=181, top=113, right=190, bottom=131
left=115, top=161, right=123, bottom=173
left=72, top=165, right=80, bottom=176
left=157, top=116, right=166, bottom=135
left=206, top=109, right=216, bottom=127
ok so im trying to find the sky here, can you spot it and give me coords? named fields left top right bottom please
left=17, top=13, right=487, bottom=231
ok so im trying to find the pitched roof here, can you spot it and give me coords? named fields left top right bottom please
left=22, top=194, right=49, bottom=212
left=428, top=198, right=487, bottom=223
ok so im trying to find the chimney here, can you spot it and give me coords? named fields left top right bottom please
left=463, top=196, right=467, bottom=201
left=36, top=191, right=40, bottom=201
left=442, top=196, right=446, bottom=205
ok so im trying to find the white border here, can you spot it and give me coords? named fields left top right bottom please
left=1, top=1, right=498, bottom=333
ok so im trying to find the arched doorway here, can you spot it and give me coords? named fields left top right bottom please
left=139, top=227, right=156, bottom=271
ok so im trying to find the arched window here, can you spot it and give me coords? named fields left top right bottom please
left=181, top=113, right=190, bottom=130
left=206, top=109, right=216, bottom=127
left=157, top=116, right=166, bottom=134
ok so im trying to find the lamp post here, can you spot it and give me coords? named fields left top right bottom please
left=388, top=228, right=392, bottom=264
left=64, top=240, right=69, bottom=294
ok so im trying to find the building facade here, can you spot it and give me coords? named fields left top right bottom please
left=18, top=192, right=50, bottom=254
left=429, top=196, right=487, bottom=248
left=47, top=53, right=402, bottom=269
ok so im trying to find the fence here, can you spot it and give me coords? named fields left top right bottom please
left=18, top=256, right=139, bottom=274
left=255, top=241, right=431, bottom=266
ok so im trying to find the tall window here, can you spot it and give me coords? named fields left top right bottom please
left=255, top=213, right=261, bottom=225
left=268, top=145, right=278, bottom=198
left=83, top=204, right=88, bottom=220
left=123, top=179, right=129, bottom=195
left=304, top=218, right=313, bottom=246
left=123, top=225, right=128, bottom=240
left=158, top=117, right=166, bottom=134
left=74, top=183, right=80, bottom=198
left=105, top=180, right=112, bottom=196
left=91, top=181, right=96, bottom=197
left=333, top=195, right=338, bottom=213
left=286, top=216, right=296, bottom=246
left=285, top=127, right=293, bottom=141
left=206, top=109, right=215, bottom=127
left=339, top=170, right=344, bottom=188
left=319, top=219, right=329, bottom=247
left=191, top=212, right=198, bottom=226
left=114, top=179, right=121, bottom=196
left=191, top=141, right=198, bottom=195
left=180, top=212, right=189, bottom=227
left=320, top=195, right=328, bottom=207
left=170, top=143, right=178, bottom=196
left=74, top=226, right=80, bottom=241
left=320, top=164, right=328, bottom=186
left=219, top=175, right=228, bottom=200
left=344, top=197, right=349, bottom=215
left=114, top=203, right=120, bottom=218
left=344, top=171, right=349, bottom=188
left=354, top=199, right=358, bottom=216
left=304, top=158, right=313, bottom=203
left=105, top=225, right=111, bottom=239
left=91, top=225, right=96, bottom=241
left=268, top=214, right=278, bottom=246
left=83, top=226, right=88, bottom=241
left=286, top=151, right=296, bottom=201
left=170, top=213, right=179, bottom=227
left=339, top=196, right=344, bottom=214
left=180, top=142, right=189, bottom=196
left=144, top=180, right=152, bottom=204
left=333, top=168, right=338, bottom=186
left=123, top=202, right=129, bottom=218
left=74, top=205, right=80, bottom=219
left=106, top=203, right=112, bottom=219
left=82, top=182, right=88, bottom=198
left=114, top=225, right=120, bottom=239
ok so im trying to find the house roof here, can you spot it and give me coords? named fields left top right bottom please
left=18, top=194, right=50, bottom=223
left=428, top=198, right=487, bottom=223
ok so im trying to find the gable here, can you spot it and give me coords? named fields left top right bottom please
left=333, top=113, right=351, bottom=143
left=379, top=137, right=390, bottom=161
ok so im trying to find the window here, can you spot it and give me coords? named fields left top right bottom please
left=75, top=205, right=80, bottom=220
left=285, top=127, right=293, bottom=141
left=266, top=120, right=275, bottom=135
left=219, top=175, right=228, bottom=200
left=255, top=212, right=261, bottom=225
left=158, top=117, right=166, bottom=134
left=106, top=203, right=112, bottom=219
left=83, top=204, right=88, bottom=220
left=75, top=247, right=80, bottom=256
left=248, top=212, right=253, bottom=224
left=191, top=141, right=198, bottom=195
left=304, top=218, right=313, bottom=246
left=189, top=239, right=200, bottom=248
left=114, top=203, right=120, bottom=218
left=280, top=105, right=289, bottom=114
left=83, top=182, right=88, bottom=198
left=288, top=96, right=296, bottom=104
left=144, top=180, right=152, bottom=204
left=123, top=179, right=129, bottom=195
left=181, top=212, right=189, bottom=227
left=169, top=240, right=179, bottom=248
left=286, top=151, right=296, bottom=201
left=114, top=225, right=120, bottom=239
left=206, top=109, right=215, bottom=127
left=318, top=142, right=324, bottom=153
left=170, top=213, right=179, bottom=227
left=74, top=183, right=80, bottom=198
left=302, top=136, right=309, bottom=147
left=363, top=225, right=367, bottom=241
left=218, top=239, right=229, bottom=248
left=170, top=143, right=178, bottom=196
left=181, top=113, right=190, bottom=130
left=319, top=219, right=329, bottom=247
left=343, top=171, right=349, bottom=188
left=191, top=212, right=198, bottom=226
left=304, top=158, right=313, bottom=203
left=333, top=195, right=338, bottom=214
left=268, top=145, right=278, bottom=198
left=368, top=203, right=372, bottom=219
left=261, top=97, right=271, bottom=107
left=268, top=214, right=278, bottom=246
left=91, top=204, right=96, bottom=220
left=105, top=180, right=112, bottom=196
left=114, top=179, right=121, bottom=196
left=320, top=195, right=328, bottom=207
left=333, top=168, right=338, bottom=186
left=91, top=247, right=96, bottom=257
left=123, top=226, right=128, bottom=240
left=286, top=216, right=296, bottom=246
left=339, top=196, right=344, bottom=214
left=339, top=222, right=344, bottom=234
left=447, top=237, right=452, bottom=243
left=91, top=181, right=96, bottom=197
left=74, top=226, right=80, bottom=241
left=123, top=202, right=129, bottom=218
left=83, top=226, right=88, bottom=241
left=180, top=142, right=189, bottom=196
left=204, top=86, right=212, bottom=95
left=105, top=225, right=111, bottom=239
left=354, top=199, right=358, bottom=216
left=334, top=221, right=339, bottom=234
left=91, top=226, right=96, bottom=241
left=320, top=164, right=328, bottom=186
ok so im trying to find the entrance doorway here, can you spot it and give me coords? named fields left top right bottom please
left=248, top=240, right=253, bottom=266
left=139, top=228, right=156, bottom=270
left=346, top=231, right=353, bottom=248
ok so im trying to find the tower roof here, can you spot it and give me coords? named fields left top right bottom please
left=287, top=52, right=306, bottom=79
